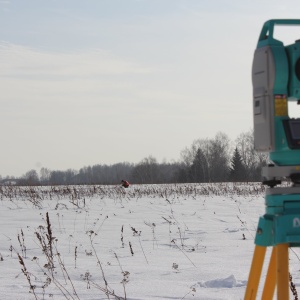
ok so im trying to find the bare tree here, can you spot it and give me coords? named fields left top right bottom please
left=21, top=169, right=39, bottom=185
left=208, top=132, right=231, bottom=182
left=40, top=167, right=51, bottom=185
left=235, top=129, right=268, bottom=181
left=180, top=132, right=231, bottom=182
left=131, top=156, right=160, bottom=184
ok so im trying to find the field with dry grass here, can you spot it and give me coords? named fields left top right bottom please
left=1, top=182, right=296, bottom=299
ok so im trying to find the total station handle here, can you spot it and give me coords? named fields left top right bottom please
left=258, top=19, right=300, bottom=46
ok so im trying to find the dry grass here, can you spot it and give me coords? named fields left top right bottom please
left=0, top=182, right=268, bottom=299
left=0, top=182, right=265, bottom=207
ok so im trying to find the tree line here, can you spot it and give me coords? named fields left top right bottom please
left=1, top=130, right=268, bottom=186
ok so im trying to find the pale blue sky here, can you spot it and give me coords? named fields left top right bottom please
left=1, top=0, right=300, bottom=177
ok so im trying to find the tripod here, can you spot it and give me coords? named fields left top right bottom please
left=244, top=243, right=289, bottom=299
left=245, top=173, right=300, bottom=299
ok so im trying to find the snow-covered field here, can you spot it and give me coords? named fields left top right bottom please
left=0, top=183, right=298, bottom=300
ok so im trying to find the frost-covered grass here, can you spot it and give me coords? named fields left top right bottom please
left=0, top=183, right=298, bottom=299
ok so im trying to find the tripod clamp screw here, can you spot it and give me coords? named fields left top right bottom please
left=257, top=228, right=263, bottom=235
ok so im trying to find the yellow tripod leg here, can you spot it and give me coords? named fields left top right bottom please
left=262, top=247, right=276, bottom=300
left=244, top=245, right=267, bottom=300
left=277, top=243, right=289, bottom=300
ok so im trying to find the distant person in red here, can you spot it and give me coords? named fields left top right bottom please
left=121, top=180, right=130, bottom=188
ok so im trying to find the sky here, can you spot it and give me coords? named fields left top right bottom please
left=2, top=0, right=300, bottom=177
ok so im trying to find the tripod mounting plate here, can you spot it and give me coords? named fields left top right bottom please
left=262, top=165, right=300, bottom=185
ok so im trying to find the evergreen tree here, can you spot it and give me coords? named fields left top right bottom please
left=189, top=148, right=209, bottom=182
left=229, top=147, right=247, bottom=182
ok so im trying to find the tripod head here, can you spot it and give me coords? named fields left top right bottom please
left=253, top=19, right=300, bottom=167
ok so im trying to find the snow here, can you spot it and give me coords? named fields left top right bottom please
left=0, top=183, right=298, bottom=299
left=196, top=274, right=246, bottom=288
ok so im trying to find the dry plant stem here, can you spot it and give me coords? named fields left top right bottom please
left=89, top=280, right=125, bottom=300
left=84, top=211, right=89, bottom=231
left=35, top=260, right=77, bottom=300
left=114, top=252, right=124, bottom=273
left=46, top=212, right=53, bottom=259
left=21, top=229, right=26, bottom=257
left=89, top=235, right=111, bottom=299
left=61, top=214, right=66, bottom=234
left=35, top=228, right=55, bottom=278
left=17, top=253, right=39, bottom=300
left=121, top=278, right=127, bottom=300
left=37, top=213, right=79, bottom=299
left=129, top=241, right=134, bottom=256
left=138, top=236, right=149, bottom=264
left=181, top=288, right=196, bottom=300
left=172, top=242, right=196, bottom=267
left=291, top=248, right=300, bottom=262
left=236, top=215, right=254, bottom=238
left=46, top=269, right=77, bottom=300
left=54, top=241, right=79, bottom=298
left=55, top=245, right=68, bottom=285
left=72, top=212, right=78, bottom=235
left=144, top=222, right=157, bottom=250
left=92, top=215, right=108, bottom=241
left=178, top=227, right=184, bottom=248
left=17, top=229, right=27, bottom=258
left=75, top=245, right=78, bottom=268
left=114, top=252, right=127, bottom=300
left=290, top=273, right=299, bottom=300
left=35, top=231, right=54, bottom=278
left=121, top=225, right=124, bottom=248
left=57, top=213, right=62, bottom=233
left=162, top=217, right=172, bottom=245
